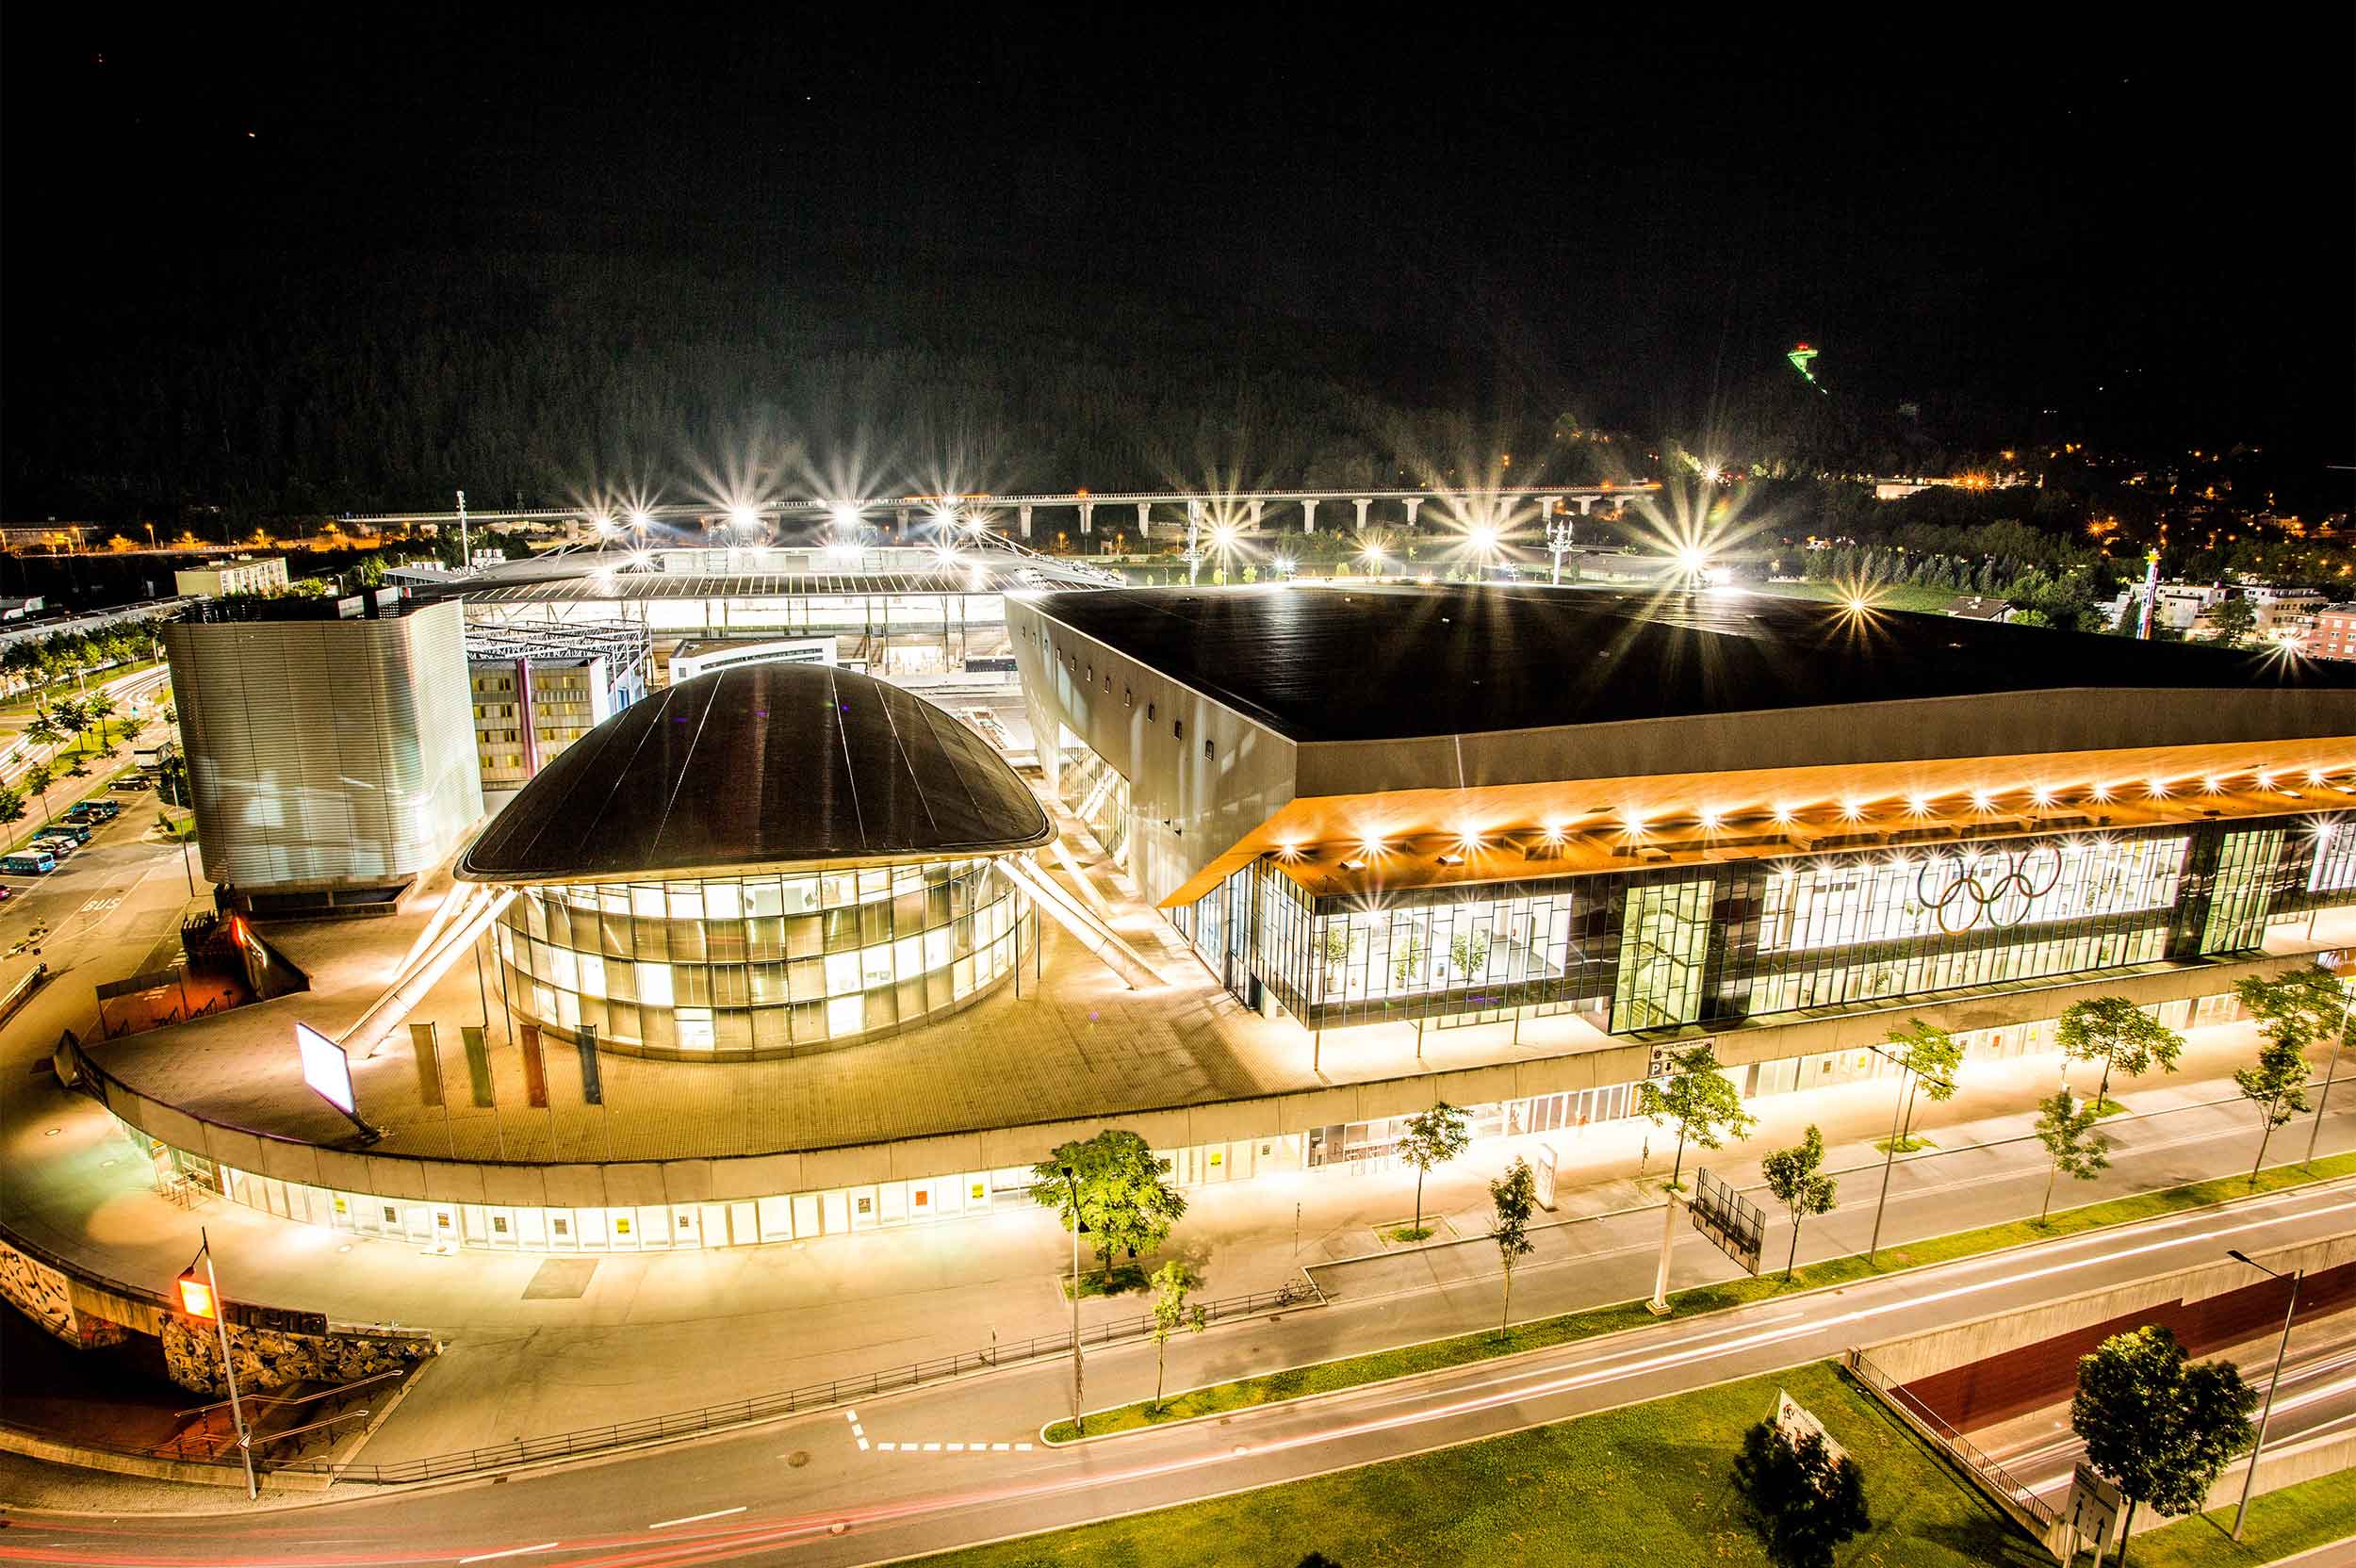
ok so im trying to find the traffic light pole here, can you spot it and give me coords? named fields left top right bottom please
left=199, top=1229, right=257, bottom=1499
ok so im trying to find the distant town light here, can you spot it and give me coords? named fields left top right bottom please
left=830, top=503, right=862, bottom=531
left=728, top=505, right=761, bottom=531
left=628, top=510, right=653, bottom=531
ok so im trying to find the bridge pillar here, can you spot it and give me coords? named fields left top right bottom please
left=1353, top=498, right=1370, bottom=532
left=1541, top=495, right=1562, bottom=520
left=1247, top=499, right=1263, bottom=531
left=1136, top=501, right=1151, bottom=538
left=1300, top=498, right=1317, bottom=533
left=1576, top=497, right=1596, bottom=515
left=1019, top=504, right=1034, bottom=539
left=1079, top=502, right=1094, bottom=535
left=1403, top=497, right=1421, bottom=531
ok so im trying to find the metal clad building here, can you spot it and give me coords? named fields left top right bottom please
left=166, top=596, right=483, bottom=906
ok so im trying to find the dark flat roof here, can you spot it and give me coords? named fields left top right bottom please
left=460, top=662, right=1051, bottom=881
left=1027, top=583, right=2356, bottom=744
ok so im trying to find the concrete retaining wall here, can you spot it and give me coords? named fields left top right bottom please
left=1863, top=1232, right=2356, bottom=1387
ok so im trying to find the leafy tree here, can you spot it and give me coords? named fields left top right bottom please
left=2072, top=1326, right=2258, bottom=1559
left=2058, top=996, right=2184, bottom=1110
left=1029, top=1130, right=1186, bottom=1283
left=1488, top=1156, right=1537, bottom=1338
left=24, top=710, right=63, bottom=760
left=1146, top=1260, right=1206, bottom=1411
left=1389, top=933, right=1425, bottom=990
left=2206, top=596, right=2257, bottom=647
left=0, top=785, right=25, bottom=833
left=1637, top=1043, right=1759, bottom=1190
left=1884, top=1018, right=1961, bottom=1144
left=21, top=761, right=54, bottom=824
left=120, top=715, right=147, bottom=748
left=2233, top=1034, right=2311, bottom=1186
left=1395, top=1102, right=1469, bottom=1240
left=1760, top=1125, right=1838, bottom=1280
left=2235, top=965, right=2348, bottom=1053
left=52, top=696, right=89, bottom=745
left=2032, top=1090, right=2113, bottom=1221
left=1733, top=1422, right=1871, bottom=1568
left=1446, top=927, right=1490, bottom=979
left=87, top=691, right=118, bottom=747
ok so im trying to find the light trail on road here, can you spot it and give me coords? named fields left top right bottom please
left=6, top=1180, right=2349, bottom=1568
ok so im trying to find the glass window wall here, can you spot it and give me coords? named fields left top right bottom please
left=499, top=858, right=1028, bottom=1057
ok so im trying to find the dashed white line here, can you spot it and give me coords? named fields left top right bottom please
left=876, top=1442, right=896, bottom=1451
left=648, top=1507, right=746, bottom=1530
left=857, top=1437, right=870, bottom=1450
left=945, top=1442, right=964, bottom=1452
left=458, top=1546, right=562, bottom=1565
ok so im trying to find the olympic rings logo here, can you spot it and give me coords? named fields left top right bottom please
left=1913, top=843, right=2064, bottom=934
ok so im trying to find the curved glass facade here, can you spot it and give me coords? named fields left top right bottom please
left=496, top=858, right=1030, bottom=1058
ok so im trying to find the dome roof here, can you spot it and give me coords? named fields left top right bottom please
left=459, top=662, right=1052, bottom=882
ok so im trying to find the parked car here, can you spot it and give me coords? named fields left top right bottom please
left=1, top=851, right=57, bottom=875
left=108, top=776, right=152, bottom=792
left=66, top=801, right=121, bottom=824
left=36, top=823, right=91, bottom=845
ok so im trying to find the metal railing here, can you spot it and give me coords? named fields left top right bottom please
left=161, top=1368, right=407, bottom=1462
left=282, top=1278, right=1317, bottom=1484
left=1848, top=1348, right=2057, bottom=1528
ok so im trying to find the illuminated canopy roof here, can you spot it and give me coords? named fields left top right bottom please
left=460, top=663, right=1051, bottom=882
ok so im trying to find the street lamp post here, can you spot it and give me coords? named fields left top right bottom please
left=2304, top=984, right=2351, bottom=1169
left=1062, top=1166, right=1087, bottom=1434
left=1866, top=1043, right=1953, bottom=1265
left=179, top=1228, right=256, bottom=1499
left=2225, top=1250, right=2302, bottom=1541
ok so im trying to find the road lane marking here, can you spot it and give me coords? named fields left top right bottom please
left=457, top=1545, right=562, bottom=1564
left=649, top=1507, right=746, bottom=1530
left=875, top=1441, right=895, bottom=1450
left=857, top=1437, right=870, bottom=1450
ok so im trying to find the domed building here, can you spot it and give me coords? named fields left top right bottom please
left=459, top=662, right=1051, bottom=1058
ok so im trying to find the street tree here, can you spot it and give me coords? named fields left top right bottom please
left=1488, top=1156, right=1537, bottom=1339
left=1029, top=1130, right=1186, bottom=1284
left=2235, top=965, right=2348, bottom=1053
left=2206, top=596, right=2257, bottom=648
left=1733, top=1422, right=1871, bottom=1568
left=1760, top=1125, right=1838, bottom=1280
left=120, top=715, right=147, bottom=749
left=2058, top=995, right=2184, bottom=1111
left=1885, top=1018, right=1961, bottom=1145
left=0, top=786, right=25, bottom=833
left=2072, top=1326, right=2257, bottom=1559
left=2031, top=1089, right=2113, bottom=1221
left=1146, top=1259, right=1207, bottom=1411
left=1637, top=1042, right=1759, bottom=1190
left=52, top=696, right=89, bottom=749
left=21, top=761, right=54, bottom=824
left=1395, top=1102, right=1470, bottom=1240
left=23, top=710, right=62, bottom=762
left=2233, top=1034, right=2311, bottom=1186
left=88, top=691, right=118, bottom=747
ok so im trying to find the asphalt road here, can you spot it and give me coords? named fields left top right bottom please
left=1982, top=1333, right=2356, bottom=1509
left=7, top=1177, right=2352, bottom=1568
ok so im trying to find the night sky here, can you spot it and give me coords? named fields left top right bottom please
left=7, top=12, right=2350, bottom=457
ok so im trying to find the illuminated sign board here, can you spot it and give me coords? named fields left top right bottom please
left=295, top=1022, right=356, bottom=1117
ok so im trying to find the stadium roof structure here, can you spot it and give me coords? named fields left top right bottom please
left=459, top=663, right=1052, bottom=883
left=1017, top=583, right=2356, bottom=906
left=1026, top=582, right=2356, bottom=745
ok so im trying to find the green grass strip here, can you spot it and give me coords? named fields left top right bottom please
left=1047, top=1149, right=2356, bottom=1443
left=2123, top=1467, right=2356, bottom=1566
left=942, top=1362, right=2050, bottom=1567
